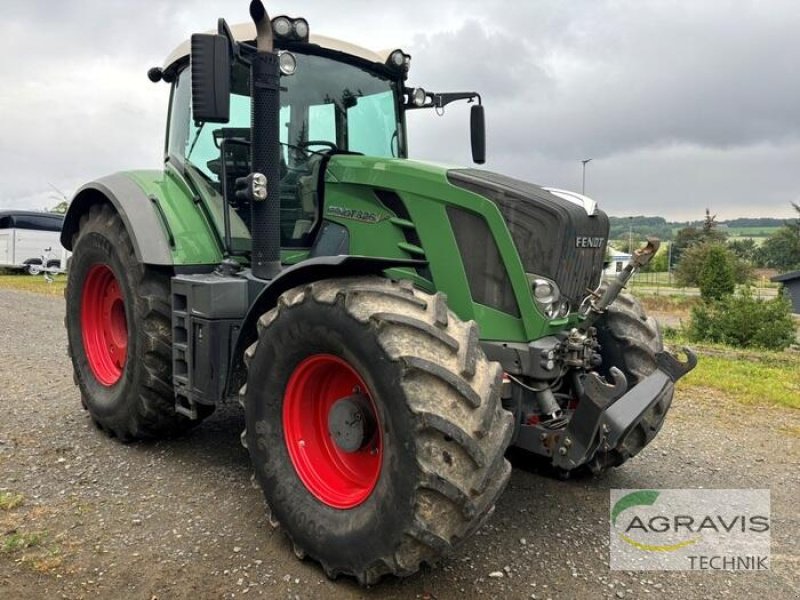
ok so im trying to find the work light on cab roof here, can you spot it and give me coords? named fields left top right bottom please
left=270, top=15, right=309, bottom=42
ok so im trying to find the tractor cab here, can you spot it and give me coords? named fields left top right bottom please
left=157, top=22, right=483, bottom=259
left=164, top=26, right=399, bottom=256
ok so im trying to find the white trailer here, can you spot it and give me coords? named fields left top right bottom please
left=0, top=210, right=69, bottom=273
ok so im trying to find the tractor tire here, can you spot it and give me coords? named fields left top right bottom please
left=590, top=285, right=674, bottom=471
left=65, top=203, right=210, bottom=441
left=242, top=277, right=513, bottom=584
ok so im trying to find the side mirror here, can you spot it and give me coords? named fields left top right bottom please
left=470, top=104, right=486, bottom=165
left=190, top=34, right=231, bottom=123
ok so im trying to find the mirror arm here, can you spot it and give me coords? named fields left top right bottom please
left=434, top=92, right=481, bottom=109
left=403, top=90, right=482, bottom=111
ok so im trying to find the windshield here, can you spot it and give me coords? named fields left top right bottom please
left=172, top=52, right=403, bottom=182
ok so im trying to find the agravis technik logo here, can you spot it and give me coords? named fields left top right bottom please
left=610, top=489, right=770, bottom=571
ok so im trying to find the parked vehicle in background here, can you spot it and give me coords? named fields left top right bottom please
left=0, top=210, right=69, bottom=273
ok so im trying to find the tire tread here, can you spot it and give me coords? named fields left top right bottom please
left=241, top=277, right=513, bottom=582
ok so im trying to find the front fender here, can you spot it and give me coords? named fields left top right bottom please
left=226, top=255, right=426, bottom=397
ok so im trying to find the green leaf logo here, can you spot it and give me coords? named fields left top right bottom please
left=612, top=490, right=699, bottom=553
left=612, top=490, right=660, bottom=526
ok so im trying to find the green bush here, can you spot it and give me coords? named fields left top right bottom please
left=675, top=242, right=751, bottom=288
left=688, top=288, right=797, bottom=350
left=698, top=244, right=736, bottom=300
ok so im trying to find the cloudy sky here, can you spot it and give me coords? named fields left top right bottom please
left=1, top=0, right=798, bottom=220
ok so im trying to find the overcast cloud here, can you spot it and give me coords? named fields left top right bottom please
left=1, top=0, right=798, bottom=219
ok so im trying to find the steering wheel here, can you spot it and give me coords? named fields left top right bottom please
left=284, top=140, right=338, bottom=160
left=298, top=140, right=338, bottom=153
left=283, top=140, right=338, bottom=172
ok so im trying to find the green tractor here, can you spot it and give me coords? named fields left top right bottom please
left=62, top=0, right=695, bottom=584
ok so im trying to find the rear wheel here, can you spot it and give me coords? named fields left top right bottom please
left=243, top=277, right=513, bottom=584
left=24, top=259, right=42, bottom=275
left=65, top=203, right=211, bottom=440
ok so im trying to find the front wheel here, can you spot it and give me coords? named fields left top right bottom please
left=590, top=287, right=673, bottom=471
left=242, top=277, right=513, bottom=584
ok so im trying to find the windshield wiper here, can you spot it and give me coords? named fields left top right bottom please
left=187, top=122, right=207, bottom=160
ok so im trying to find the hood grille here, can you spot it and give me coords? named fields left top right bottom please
left=447, top=169, right=609, bottom=311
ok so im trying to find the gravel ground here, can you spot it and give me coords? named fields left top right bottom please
left=0, top=287, right=798, bottom=599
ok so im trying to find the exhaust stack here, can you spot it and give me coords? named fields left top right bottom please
left=250, top=0, right=274, bottom=52
left=248, top=0, right=281, bottom=280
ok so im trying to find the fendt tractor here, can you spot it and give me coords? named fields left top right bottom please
left=62, top=0, right=696, bottom=583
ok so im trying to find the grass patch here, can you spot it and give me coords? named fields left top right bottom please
left=31, top=549, right=63, bottom=573
left=640, top=295, right=700, bottom=313
left=0, top=274, right=66, bottom=296
left=2, top=531, right=45, bottom=554
left=667, top=332, right=800, bottom=409
left=727, top=226, right=780, bottom=237
left=0, top=491, right=24, bottom=511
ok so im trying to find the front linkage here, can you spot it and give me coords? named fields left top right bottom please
left=552, top=347, right=696, bottom=471
left=499, top=239, right=697, bottom=473
left=560, top=238, right=698, bottom=469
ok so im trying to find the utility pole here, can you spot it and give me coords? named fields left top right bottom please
left=628, top=216, right=633, bottom=254
left=667, top=240, right=673, bottom=284
left=581, top=159, right=592, bottom=195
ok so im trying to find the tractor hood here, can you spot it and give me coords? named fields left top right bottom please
left=325, top=156, right=609, bottom=312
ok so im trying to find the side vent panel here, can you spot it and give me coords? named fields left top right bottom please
left=446, top=206, right=521, bottom=317
left=374, top=189, right=434, bottom=283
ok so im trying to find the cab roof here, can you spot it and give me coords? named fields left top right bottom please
left=163, top=22, right=394, bottom=71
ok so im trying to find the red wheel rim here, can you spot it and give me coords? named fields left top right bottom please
left=283, top=354, right=382, bottom=509
left=81, top=264, right=128, bottom=386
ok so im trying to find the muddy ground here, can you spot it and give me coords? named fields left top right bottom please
left=0, top=288, right=798, bottom=599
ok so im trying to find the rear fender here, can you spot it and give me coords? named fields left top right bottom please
left=61, top=174, right=174, bottom=265
left=61, top=171, right=223, bottom=266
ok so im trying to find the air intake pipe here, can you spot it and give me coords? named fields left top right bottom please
left=248, top=0, right=281, bottom=279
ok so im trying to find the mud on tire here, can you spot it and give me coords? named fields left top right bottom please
left=65, top=203, right=211, bottom=441
left=242, top=277, right=513, bottom=584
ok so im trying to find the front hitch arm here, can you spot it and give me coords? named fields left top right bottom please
left=581, top=238, right=660, bottom=327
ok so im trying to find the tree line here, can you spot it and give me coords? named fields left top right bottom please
left=612, top=206, right=800, bottom=274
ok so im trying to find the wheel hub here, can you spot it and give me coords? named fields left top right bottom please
left=327, top=394, right=375, bottom=453
left=282, top=354, right=382, bottom=509
left=80, top=264, right=128, bottom=386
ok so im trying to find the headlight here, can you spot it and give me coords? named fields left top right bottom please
left=411, top=88, right=427, bottom=107
left=388, top=49, right=411, bottom=73
left=272, top=16, right=292, bottom=37
left=293, top=18, right=309, bottom=40
left=529, top=276, right=568, bottom=319
left=278, top=51, right=297, bottom=76
left=272, top=16, right=309, bottom=41
left=532, top=278, right=558, bottom=305
left=389, top=50, right=405, bottom=67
